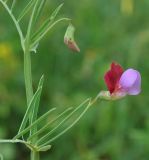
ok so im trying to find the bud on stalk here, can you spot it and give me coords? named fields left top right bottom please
left=64, top=23, right=80, bottom=52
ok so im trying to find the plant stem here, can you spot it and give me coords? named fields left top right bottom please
left=0, top=139, right=36, bottom=151
left=24, top=34, right=36, bottom=160
left=24, top=1, right=41, bottom=159
left=0, top=0, right=24, bottom=50
left=31, top=151, right=39, bottom=160
left=24, top=0, right=40, bottom=106
left=24, top=48, right=33, bottom=105
left=0, top=139, right=26, bottom=144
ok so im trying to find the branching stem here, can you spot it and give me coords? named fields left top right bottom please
left=0, top=0, right=24, bottom=50
left=0, top=2, right=98, bottom=160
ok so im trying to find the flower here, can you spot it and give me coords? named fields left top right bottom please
left=104, top=62, right=124, bottom=94
left=100, top=62, right=141, bottom=100
left=64, top=23, right=80, bottom=52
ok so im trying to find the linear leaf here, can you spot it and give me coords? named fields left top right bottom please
left=0, top=0, right=24, bottom=47
left=0, top=153, right=3, bottom=160
left=30, top=17, right=70, bottom=50
left=36, top=99, right=90, bottom=145
left=33, top=0, right=47, bottom=25
left=18, top=87, right=42, bottom=133
left=37, top=98, right=91, bottom=146
left=50, top=3, right=64, bottom=21
left=30, top=75, right=44, bottom=135
left=31, top=3, right=64, bottom=45
left=17, top=0, right=35, bottom=22
left=11, top=0, right=16, bottom=11
left=27, top=107, right=73, bottom=141
left=37, top=145, right=51, bottom=152
left=25, top=0, right=40, bottom=43
left=13, top=107, right=56, bottom=140
left=4, top=0, right=9, bottom=3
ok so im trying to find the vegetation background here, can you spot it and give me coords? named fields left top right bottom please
left=0, top=0, right=148, bottom=159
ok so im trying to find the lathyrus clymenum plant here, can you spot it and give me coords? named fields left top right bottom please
left=0, top=0, right=141, bottom=160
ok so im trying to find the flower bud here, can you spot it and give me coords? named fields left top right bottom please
left=64, top=23, right=80, bottom=52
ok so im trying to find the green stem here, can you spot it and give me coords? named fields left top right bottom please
left=31, top=151, right=39, bottom=160
left=24, top=34, right=36, bottom=160
left=0, top=153, right=3, bottom=160
left=0, top=139, right=36, bottom=151
left=24, top=49, right=33, bottom=105
left=0, top=0, right=24, bottom=50
left=24, top=2, right=41, bottom=160
left=0, top=139, right=26, bottom=144
left=23, top=0, right=41, bottom=106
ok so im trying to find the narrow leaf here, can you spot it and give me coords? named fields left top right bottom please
left=27, top=107, right=73, bottom=141
left=17, top=0, right=35, bottom=22
left=0, top=153, right=3, bottom=160
left=11, top=0, right=16, bottom=11
left=37, top=98, right=91, bottom=146
left=31, top=3, right=64, bottom=45
left=33, top=0, right=47, bottom=25
left=13, top=107, right=56, bottom=140
left=30, top=75, right=44, bottom=135
left=18, top=87, right=42, bottom=133
left=30, top=17, right=70, bottom=50
left=37, top=145, right=51, bottom=152
left=26, top=0, right=40, bottom=42
left=50, top=3, right=64, bottom=21
left=4, top=0, right=9, bottom=3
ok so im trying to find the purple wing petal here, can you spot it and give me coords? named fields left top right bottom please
left=119, top=69, right=141, bottom=95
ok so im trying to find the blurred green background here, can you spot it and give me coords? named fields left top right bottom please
left=0, top=0, right=149, bottom=159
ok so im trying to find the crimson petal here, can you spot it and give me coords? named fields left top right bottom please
left=104, top=62, right=123, bottom=94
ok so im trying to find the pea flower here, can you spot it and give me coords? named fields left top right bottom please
left=64, top=23, right=80, bottom=52
left=99, top=62, right=141, bottom=100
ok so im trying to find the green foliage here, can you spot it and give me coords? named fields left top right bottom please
left=18, top=86, right=42, bottom=134
left=0, top=0, right=90, bottom=159
left=13, top=108, right=56, bottom=140
left=16, top=75, right=44, bottom=136
left=0, top=0, right=149, bottom=160
left=31, top=3, right=68, bottom=51
left=30, top=75, right=44, bottom=135
left=17, top=0, right=35, bottom=22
